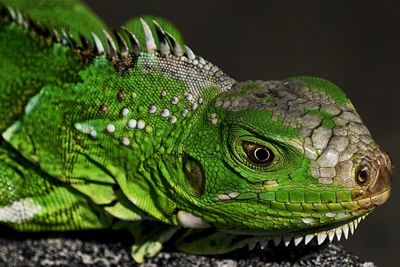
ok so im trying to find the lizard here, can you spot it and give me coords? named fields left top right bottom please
left=0, top=0, right=393, bottom=263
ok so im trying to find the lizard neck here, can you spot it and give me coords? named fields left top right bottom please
left=83, top=53, right=233, bottom=156
left=72, top=54, right=234, bottom=223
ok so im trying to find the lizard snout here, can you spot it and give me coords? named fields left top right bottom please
left=355, top=151, right=392, bottom=206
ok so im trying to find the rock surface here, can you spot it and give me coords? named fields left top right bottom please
left=0, top=230, right=376, bottom=267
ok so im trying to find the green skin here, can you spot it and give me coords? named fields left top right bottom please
left=0, top=0, right=393, bottom=263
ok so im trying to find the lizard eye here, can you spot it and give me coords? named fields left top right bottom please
left=356, top=166, right=369, bottom=185
left=243, top=141, right=274, bottom=166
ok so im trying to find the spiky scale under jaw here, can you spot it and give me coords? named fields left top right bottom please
left=0, top=2, right=392, bottom=263
left=247, top=213, right=368, bottom=249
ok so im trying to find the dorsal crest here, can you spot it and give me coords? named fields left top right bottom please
left=0, top=5, right=192, bottom=57
left=0, top=4, right=231, bottom=86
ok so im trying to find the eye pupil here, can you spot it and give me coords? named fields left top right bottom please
left=254, top=148, right=270, bottom=162
left=242, top=141, right=275, bottom=166
left=357, top=166, right=369, bottom=184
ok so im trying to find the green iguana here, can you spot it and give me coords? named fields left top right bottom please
left=0, top=0, right=392, bottom=263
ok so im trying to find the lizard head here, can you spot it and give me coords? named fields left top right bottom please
left=178, top=76, right=392, bottom=244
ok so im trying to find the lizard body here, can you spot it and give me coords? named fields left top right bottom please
left=0, top=0, right=392, bottom=262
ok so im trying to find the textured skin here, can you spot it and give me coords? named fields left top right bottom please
left=0, top=0, right=393, bottom=263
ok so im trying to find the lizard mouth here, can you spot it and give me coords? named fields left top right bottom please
left=247, top=214, right=369, bottom=249
left=243, top=189, right=392, bottom=249
left=178, top=189, right=390, bottom=248
left=257, top=189, right=392, bottom=248
left=259, top=188, right=391, bottom=246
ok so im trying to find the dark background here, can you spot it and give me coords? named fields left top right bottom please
left=84, top=1, right=400, bottom=266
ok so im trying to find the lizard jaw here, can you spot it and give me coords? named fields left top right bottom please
left=247, top=214, right=369, bottom=250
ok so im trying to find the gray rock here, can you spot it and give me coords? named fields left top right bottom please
left=0, top=230, right=375, bottom=267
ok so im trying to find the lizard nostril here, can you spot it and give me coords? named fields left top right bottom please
left=356, top=166, right=369, bottom=185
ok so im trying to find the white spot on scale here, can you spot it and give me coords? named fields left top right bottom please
left=89, top=129, right=97, bottom=138
left=325, top=212, right=336, bottom=218
left=210, top=113, right=218, bottom=124
left=137, top=120, right=146, bottom=129
left=185, top=92, right=193, bottom=101
left=121, top=108, right=130, bottom=116
left=335, top=213, right=349, bottom=219
left=74, top=123, right=83, bottom=131
left=127, top=119, right=137, bottom=129
left=74, top=123, right=97, bottom=137
left=217, top=192, right=240, bottom=201
left=218, top=194, right=230, bottom=201
left=169, top=116, right=177, bottom=124
left=120, top=137, right=130, bottom=146
left=161, top=108, right=170, bottom=117
left=301, top=217, right=315, bottom=224
left=171, top=97, right=179, bottom=105
left=106, top=124, right=116, bottom=133
left=0, top=198, right=42, bottom=223
left=148, top=105, right=157, bottom=114
left=161, top=90, right=167, bottom=97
